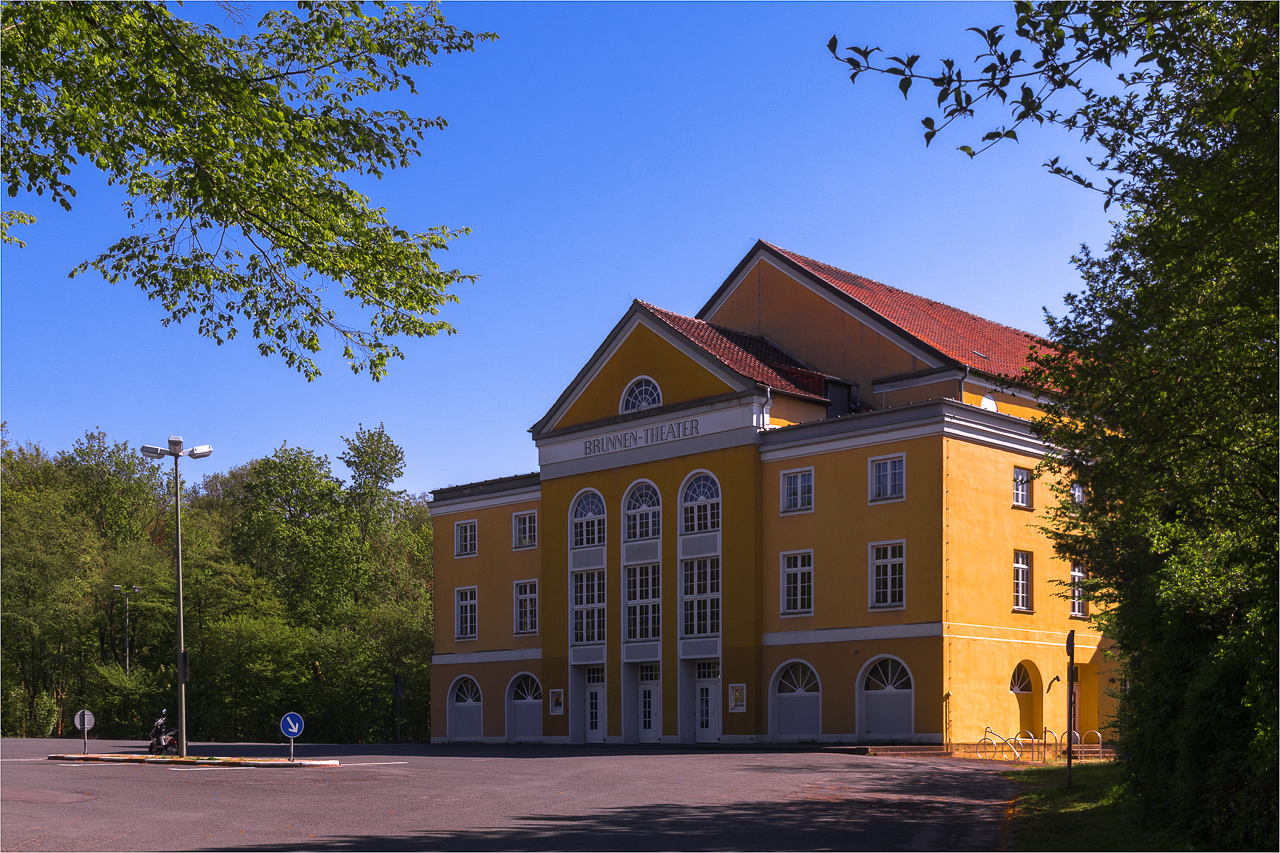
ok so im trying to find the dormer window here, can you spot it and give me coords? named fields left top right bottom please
left=622, top=377, right=662, bottom=413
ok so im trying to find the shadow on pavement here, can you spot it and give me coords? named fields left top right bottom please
left=193, top=793, right=1004, bottom=852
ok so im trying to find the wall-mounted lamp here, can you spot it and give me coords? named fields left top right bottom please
left=1046, top=674, right=1061, bottom=693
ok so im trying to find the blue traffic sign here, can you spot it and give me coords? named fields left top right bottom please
left=280, top=712, right=304, bottom=739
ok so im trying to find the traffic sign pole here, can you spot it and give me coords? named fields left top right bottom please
left=74, top=710, right=95, bottom=755
left=1066, top=630, right=1076, bottom=788
left=280, top=712, right=305, bottom=762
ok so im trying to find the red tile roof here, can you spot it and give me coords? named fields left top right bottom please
left=639, top=302, right=830, bottom=400
left=765, top=242, right=1045, bottom=379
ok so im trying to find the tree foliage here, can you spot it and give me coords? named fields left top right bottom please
left=831, top=3, right=1277, bottom=847
left=1, top=1, right=496, bottom=380
left=1, top=423, right=435, bottom=743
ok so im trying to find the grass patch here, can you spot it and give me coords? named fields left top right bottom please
left=1003, top=761, right=1159, bottom=851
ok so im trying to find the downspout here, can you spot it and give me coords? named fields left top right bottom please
left=763, top=386, right=773, bottom=428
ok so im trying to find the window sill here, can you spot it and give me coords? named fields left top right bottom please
left=455, top=636, right=478, bottom=642
left=1011, top=504, right=1034, bottom=512
left=1069, top=614, right=1089, bottom=620
left=869, top=604, right=906, bottom=611
left=454, top=552, right=478, bottom=559
left=512, top=544, right=538, bottom=551
left=1012, top=607, right=1035, bottom=614
left=513, top=630, right=539, bottom=636
left=868, top=495, right=905, bottom=505
left=780, top=610, right=813, bottom=618
left=780, top=507, right=814, bottom=516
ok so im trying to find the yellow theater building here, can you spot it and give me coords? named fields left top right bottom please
left=429, top=240, right=1115, bottom=746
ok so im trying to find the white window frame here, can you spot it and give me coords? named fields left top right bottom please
left=780, top=467, right=814, bottom=515
left=454, top=520, right=478, bottom=558
left=455, top=586, right=477, bottom=639
left=624, top=481, right=661, bottom=542
left=780, top=550, right=814, bottom=616
left=572, top=569, right=606, bottom=645
left=681, top=473, right=721, bottom=534
left=1013, top=467, right=1033, bottom=509
left=868, top=453, right=906, bottom=504
left=571, top=491, right=606, bottom=549
left=1070, top=562, right=1087, bottom=618
left=619, top=375, right=663, bottom=414
left=681, top=557, right=721, bottom=637
left=1070, top=482, right=1086, bottom=505
left=625, top=563, right=661, bottom=641
left=514, top=579, right=538, bottom=635
left=1014, top=551, right=1033, bottom=611
left=512, top=511, right=537, bottom=550
left=868, top=540, right=906, bottom=610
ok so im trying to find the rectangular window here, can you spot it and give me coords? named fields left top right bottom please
left=1071, top=562, right=1086, bottom=618
left=573, top=517, right=604, bottom=548
left=782, top=551, right=813, bottom=615
left=870, top=455, right=906, bottom=501
left=1070, top=482, right=1086, bottom=505
left=1013, top=467, right=1033, bottom=508
left=513, top=512, right=537, bottom=549
left=870, top=541, right=905, bottom=608
left=696, top=661, right=720, bottom=680
left=515, top=580, right=538, bottom=634
left=781, top=469, right=814, bottom=513
left=625, top=564, right=661, bottom=641
left=1014, top=551, right=1032, bottom=611
left=455, top=520, right=477, bottom=557
left=586, top=666, right=605, bottom=684
left=681, top=557, right=721, bottom=637
left=455, top=587, right=477, bottom=639
left=639, top=663, right=660, bottom=682
left=572, top=570, right=606, bottom=644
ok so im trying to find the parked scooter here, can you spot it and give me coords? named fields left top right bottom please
left=148, top=709, right=179, bottom=755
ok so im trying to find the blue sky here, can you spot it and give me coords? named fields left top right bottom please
left=1, top=2, right=1116, bottom=496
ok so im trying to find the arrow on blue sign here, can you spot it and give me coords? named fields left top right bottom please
left=280, top=712, right=304, bottom=738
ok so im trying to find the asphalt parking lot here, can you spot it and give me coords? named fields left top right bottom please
left=1, top=739, right=1017, bottom=851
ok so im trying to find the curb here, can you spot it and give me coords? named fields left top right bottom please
left=47, top=753, right=339, bottom=767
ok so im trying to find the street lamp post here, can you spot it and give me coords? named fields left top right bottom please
left=112, top=584, right=143, bottom=675
left=140, top=436, right=212, bottom=759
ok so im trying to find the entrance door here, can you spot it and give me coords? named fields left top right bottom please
left=585, top=666, right=606, bottom=744
left=695, top=681, right=719, bottom=742
left=639, top=684, right=661, bottom=743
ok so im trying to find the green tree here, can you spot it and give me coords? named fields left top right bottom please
left=1, top=1, right=496, bottom=380
left=830, top=3, right=1278, bottom=846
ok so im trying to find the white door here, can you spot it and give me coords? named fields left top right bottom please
left=639, top=684, right=661, bottom=743
left=452, top=677, right=483, bottom=740
left=862, top=658, right=913, bottom=737
left=695, top=680, right=719, bottom=743
left=586, top=684, right=606, bottom=743
left=509, top=675, right=543, bottom=741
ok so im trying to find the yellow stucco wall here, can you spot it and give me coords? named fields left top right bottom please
left=539, top=443, right=762, bottom=739
left=767, top=394, right=827, bottom=427
left=880, top=379, right=962, bottom=410
left=555, top=322, right=735, bottom=430
left=707, top=260, right=926, bottom=390
left=432, top=498, right=543, bottom=659
left=961, top=383, right=1043, bottom=421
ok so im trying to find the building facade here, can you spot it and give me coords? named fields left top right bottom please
left=429, top=240, right=1115, bottom=745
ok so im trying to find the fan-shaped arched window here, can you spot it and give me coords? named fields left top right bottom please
left=1010, top=663, right=1033, bottom=694
left=454, top=677, right=482, bottom=704
left=863, top=658, right=912, bottom=691
left=682, top=474, right=720, bottom=534
left=622, top=377, right=662, bottom=413
left=572, top=491, right=606, bottom=548
left=625, top=483, right=661, bottom=541
left=776, top=662, right=820, bottom=694
left=512, top=674, right=542, bottom=702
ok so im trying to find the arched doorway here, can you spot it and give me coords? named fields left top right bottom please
left=859, top=656, right=914, bottom=738
left=1010, top=661, right=1042, bottom=736
left=772, top=660, right=821, bottom=739
left=450, top=676, right=483, bottom=741
left=507, top=673, right=543, bottom=742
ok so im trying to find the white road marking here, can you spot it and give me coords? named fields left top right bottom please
left=0, top=758, right=47, bottom=761
left=343, top=761, right=410, bottom=766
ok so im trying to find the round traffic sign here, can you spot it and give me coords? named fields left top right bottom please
left=74, top=710, right=95, bottom=731
left=280, top=711, right=304, bottom=739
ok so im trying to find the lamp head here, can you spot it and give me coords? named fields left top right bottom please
left=113, top=584, right=122, bottom=594
left=187, top=445, right=213, bottom=459
left=167, top=436, right=184, bottom=454
left=140, top=445, right=167, bottom=460
left=133, top=585, right=142, bottom=594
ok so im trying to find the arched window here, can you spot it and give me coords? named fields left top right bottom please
left=572, top=491, right=606, bottom=548
left=776, top=662, right=819, bottom=694
left=863, top=658, right=912, bottom=692
left=625, top=483, right=661, bottom=541
left=682, top=474, right=720, bottom=534
left=622, top=377, right=662, bottom=413
left=1010, top=663, right=1033, bottom=693
left=454, top=677, right=482, bottom=704
left=512, top=674, right=542, bottom=702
